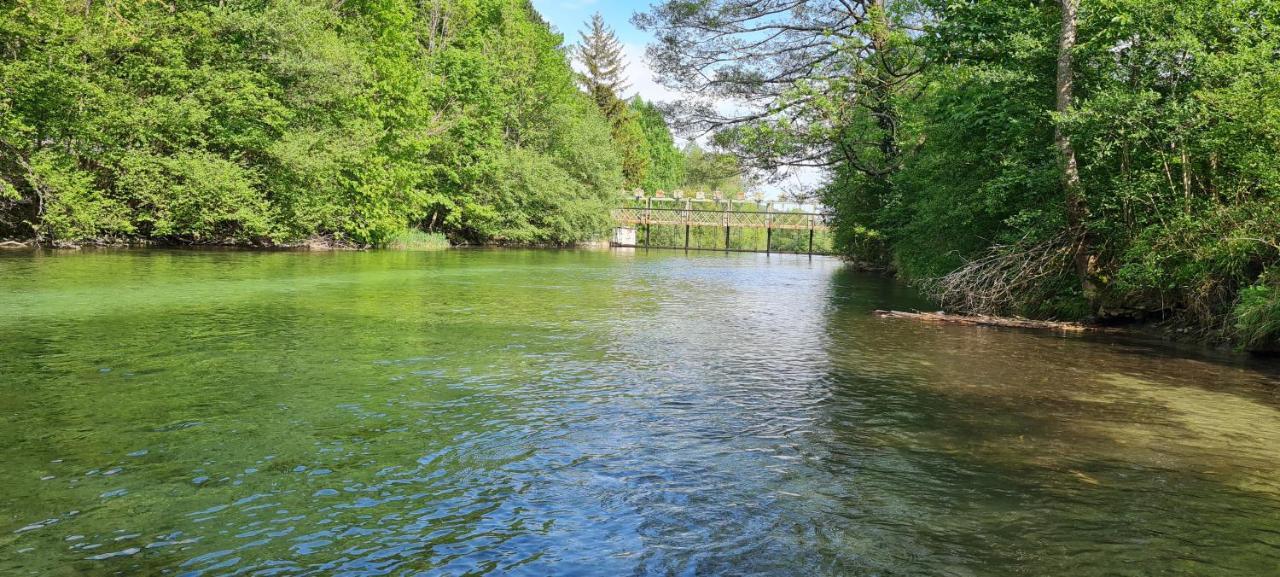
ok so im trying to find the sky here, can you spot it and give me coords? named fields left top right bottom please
left=529, top=1, right=678, bottom=104
left=528, top=1, right=826, bottom=200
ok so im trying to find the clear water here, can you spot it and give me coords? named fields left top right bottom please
left=1, top=248, right=1278, bottom=576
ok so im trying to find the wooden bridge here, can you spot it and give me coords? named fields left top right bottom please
left=610, top=199, right=833, bottom=254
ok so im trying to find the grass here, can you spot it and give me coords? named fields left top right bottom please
left=384, top=229, right=451, bottom=251
left=1233, top=280, right=1280, bottom=350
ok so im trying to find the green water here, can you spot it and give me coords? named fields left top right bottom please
left=1, top=249, right=1278, bottom=576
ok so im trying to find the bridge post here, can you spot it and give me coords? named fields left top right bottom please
left=723, top=200, right=731, bottom=251
left=808, top=215, right=815, bottom=256
left=684, top=199, right=691, bottom=251
left=765, top=206, right=773, bottom=254
left=644, top=196, right=651, bottom=249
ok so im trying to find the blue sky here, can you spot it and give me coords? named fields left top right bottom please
left=529, top=1, right=675, bottom=103
left=529, top=1, right=652, bottom=45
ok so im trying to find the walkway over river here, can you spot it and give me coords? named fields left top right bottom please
left=611, top=200, right=833, bottom=253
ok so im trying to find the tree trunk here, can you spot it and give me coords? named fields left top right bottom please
left=1055, top=0, right=1098, bottom=311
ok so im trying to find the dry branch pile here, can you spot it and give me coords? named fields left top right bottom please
left=918, top=232, right=1076, bottom=316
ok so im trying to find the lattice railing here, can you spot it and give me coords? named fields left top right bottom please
left=611, top=208, right=830, bottom=231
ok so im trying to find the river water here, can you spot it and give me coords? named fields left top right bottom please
left=1, top=249, right=1278, bottom=576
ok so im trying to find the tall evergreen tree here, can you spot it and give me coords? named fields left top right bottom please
left=576, top=13, right=630, bottom=111
left=575, top=13, right=648, bottom=188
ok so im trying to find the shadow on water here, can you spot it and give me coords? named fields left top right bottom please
left=812, top=268, right=1280, bottom=575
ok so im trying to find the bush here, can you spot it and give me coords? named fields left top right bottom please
left=1234, top=276, right=1280, bottom=350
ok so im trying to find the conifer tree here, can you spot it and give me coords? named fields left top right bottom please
left=575, top=13, right=648, bottom=188
left=576, top=13, right=630, bottom=113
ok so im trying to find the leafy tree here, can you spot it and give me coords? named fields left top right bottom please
left=646, top=0, right=1280, bottom=346
left=0, top=0, right=623, bottom=247
left=682, top=144, right=747, bottom=195
left=905, top=0, right=1280, bottom=342
left=635, top=0, right=924, bottom=193
left=631, top=98, right=685, bottom=191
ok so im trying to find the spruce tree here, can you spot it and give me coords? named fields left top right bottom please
left=575, top=13, right=648, bottom=188
left=576, top=13, right=630, bottom=112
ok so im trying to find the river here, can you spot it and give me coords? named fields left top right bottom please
left=1, top=249, right=1278, bottom=576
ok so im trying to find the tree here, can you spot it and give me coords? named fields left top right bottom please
left=682, top=144, right=747, bottom=195
left=631, top=98, right=685, bottom=191
left=576, top=13, right=629, bottom=113
left=1054, top=0, right=1098, bottom=310
left=0, top=0, right=625, bottom=246
left=635, top=0, right=924, bottom=185
left=575, top=13, right=649, bottom=188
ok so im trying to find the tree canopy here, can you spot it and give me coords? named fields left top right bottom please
left=0, top=0, right=629, bottom=246
left=640, top=0, right=1280, bottom=347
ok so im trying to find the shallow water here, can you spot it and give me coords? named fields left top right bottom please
left=1, top=248, right=1278, bottom=576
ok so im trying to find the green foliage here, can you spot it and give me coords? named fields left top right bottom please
left=485, top=147, right=613, bottom=244
left=575, top=13, right=649, bottom=188
left=632, top=98, right=686, bottom=191
left=0, top=0, right=622, bottom=246
left=612, top=108, right=651, bottom=189
left=681, top=144, right=747, bottom=194
left=1234, top=276, right=1280, bottom=350
left=810, top=0, right=1280, bottom=342
left=385, top=229, right=451, bottom=250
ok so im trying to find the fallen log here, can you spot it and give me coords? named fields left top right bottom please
left=873, top=310, right=1101, bottom=333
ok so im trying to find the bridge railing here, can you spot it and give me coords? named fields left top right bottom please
left=611, top=207, right=831, bottom=231
left=610, top=205, right=833, bottom=254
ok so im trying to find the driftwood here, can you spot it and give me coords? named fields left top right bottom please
left=873, top=310, right=1101, bottom=333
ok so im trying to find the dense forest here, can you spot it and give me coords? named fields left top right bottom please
left=638, top=0, right=1280, bottom=348
left=0, top=0, right=719, bottom=248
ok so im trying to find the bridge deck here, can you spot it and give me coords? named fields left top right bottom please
left=611, top=207, right=830, bottom=231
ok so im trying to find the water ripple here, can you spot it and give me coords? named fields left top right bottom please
left=1, top=250, right=1278, bottom=575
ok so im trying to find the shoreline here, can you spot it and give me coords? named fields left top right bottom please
left=0, top=237, right=621, bottom=253
left=4, top=239, right=1272, bottom=356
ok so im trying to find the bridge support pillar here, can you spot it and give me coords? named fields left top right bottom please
left=684, top=224, right=690, bottom=251
left=724, top=225, right=731, bottom=252
left=766, top=227, right=772, bottom=254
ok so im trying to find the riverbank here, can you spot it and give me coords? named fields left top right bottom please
left=874, top=307, right=1279, bottom=356
left=6, top=237, right=1270, bottom=354
left=0, top=234, right=612, bottom=252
